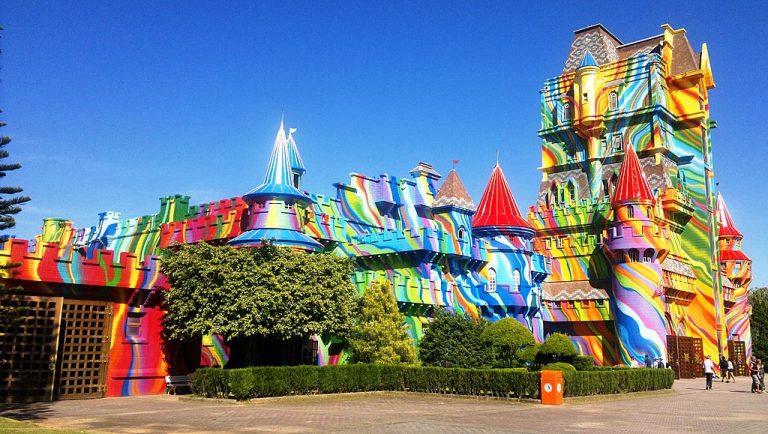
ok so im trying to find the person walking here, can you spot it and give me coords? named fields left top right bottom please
left=719, top=356, right=729, bottom=382
left=726, top=358, right=736, bottom=383
left=703, top=355, right=715, bottom=390
left=758, top=359, right=765, bottom=394
left=749, top=357, right=759, bottom=393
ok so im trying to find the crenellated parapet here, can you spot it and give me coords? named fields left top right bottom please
left=0, top=238, right=165, bottom=290
left=159, top=197, right=249, bottom=247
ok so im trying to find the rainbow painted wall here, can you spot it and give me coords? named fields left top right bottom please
left=0, top=23, right=752, bottom=397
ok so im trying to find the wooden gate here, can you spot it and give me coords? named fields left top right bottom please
left=667, top=335, right=704, bottom=379
left=54, top=300, right=113, bottom=400
left=0, top=296, right=62, bottom=402
left=728, top=340, right=747, bottom=376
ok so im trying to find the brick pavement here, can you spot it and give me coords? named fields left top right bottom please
left=1, top=378, right=766, bottom=433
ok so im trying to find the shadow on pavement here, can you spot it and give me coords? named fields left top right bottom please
left=0, top=401, right=55, bottom=422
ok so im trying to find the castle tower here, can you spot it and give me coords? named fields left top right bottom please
left=473, top=163, right=546, bottom=339
left=229, top=119, right=322, bottom=250
left=432, top=168, right=475, bottom=258
left=603, top=144, right=669, bottom=365
left=717, top=193, right=753, bottom=359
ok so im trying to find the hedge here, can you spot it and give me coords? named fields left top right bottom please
left=191, top=365, right=674, bottom=401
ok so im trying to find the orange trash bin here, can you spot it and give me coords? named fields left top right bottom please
left=540, top=370, right=564, bottom=405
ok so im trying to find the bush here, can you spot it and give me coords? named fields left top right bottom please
left=419, top=310, right=492, bottom=368
left=541, top=362, right=577, bottom=373
left=536, top=333, right=578, bottom=364
left=572, top=355, right=596, bottom=371
left=480, top=318, right=536, bottom=368
left=516, top=343, right=540, bottom=368
left=190, top=364, right=674, bottom=401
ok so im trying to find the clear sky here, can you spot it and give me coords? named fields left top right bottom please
left=1, top=1, right=767, bottom=286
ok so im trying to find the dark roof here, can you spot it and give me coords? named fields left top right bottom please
left=433, top=169, right=475, bottom=210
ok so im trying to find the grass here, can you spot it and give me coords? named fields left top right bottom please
left=0, top=417, right=93, bottom=433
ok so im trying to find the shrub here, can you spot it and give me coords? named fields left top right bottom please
left=419, top=310, right=492, bottom=368
left=563, top=368, right=674, bottom=397
left=572, top=355, right=597, bottom=371
left=536, top=333, right=578, bottom=364
left=516, top=343, right=540, bottom=369
left=480, top=318, right=536, bottom=368
left=541, top=362, right=577, bottom=373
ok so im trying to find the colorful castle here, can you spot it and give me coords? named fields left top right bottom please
left=0, top=24, right=752, bottom=401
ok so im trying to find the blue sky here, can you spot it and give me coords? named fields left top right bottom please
left=1, top=1, right=767, bottom=286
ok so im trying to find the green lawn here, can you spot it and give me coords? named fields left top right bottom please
left=0, top=417, right=93, bottom=433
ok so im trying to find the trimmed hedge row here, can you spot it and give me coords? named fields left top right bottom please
left=563, top=369, right=674, bottom=396
left=192, top=365, right=539, bottom=400
left=190, top=365, right=674, bottom=401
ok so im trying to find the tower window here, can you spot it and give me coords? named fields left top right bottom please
left=512, top=269, right=521, bottom=292
left=562, top=103, right=572, bottom=122
left=647, top=206, right=652, bottom=219
left=612, top=134, right=623, bottom=152
left=626, top=205, right=634, bottom=218
left=293, top=173, right=301, bottom=189
left=487, top=268, right=497, bottom=293
left=609, top=91, right=618, bottom=110
left=583, top=92, right=589, bottom=102
left=643, top=249, right=654, bottom=263
left=628, top=249, right=639, bottom=262
left=458, top=226, right=466, bottom=240
left=601, top=137, right=608, bottom=155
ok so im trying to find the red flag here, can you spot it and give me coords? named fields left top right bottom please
left=453, top=159, right=460, bottom=164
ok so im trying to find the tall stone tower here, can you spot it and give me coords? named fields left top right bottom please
left=529, top=23, right=729, bottom=366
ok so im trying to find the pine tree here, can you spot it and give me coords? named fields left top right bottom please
left=0, top=24, right=32, bottom=328
left=347, top=281, right=417, bottom=364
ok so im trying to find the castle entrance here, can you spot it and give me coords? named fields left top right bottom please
left=667, top=335, right=704, bottom=379
left=728, top=340, right=747, bottom=376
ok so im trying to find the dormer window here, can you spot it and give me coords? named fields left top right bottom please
left=609, top=91, right=618, bottom=110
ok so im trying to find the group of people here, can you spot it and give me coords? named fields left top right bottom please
left=702, top=354, right=765, bottom=393
left=640, top=354, right=668, bottom=369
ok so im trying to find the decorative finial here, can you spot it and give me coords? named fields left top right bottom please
left=496, top=149, right=500, bottom=166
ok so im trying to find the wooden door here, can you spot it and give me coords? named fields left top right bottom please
left=728, top=340, right=747, bottom=376
left=692, top=338, right=704, bottom=377
left=667, top=335, right=700, bottom=379
left=0, top=296, right=63, bottom=402
left=54, top=300, right=113, bottom=400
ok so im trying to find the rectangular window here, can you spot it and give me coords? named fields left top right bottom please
left=612, top=134, right=623, bottom=152
left=126, top=313, right=144, bottom=338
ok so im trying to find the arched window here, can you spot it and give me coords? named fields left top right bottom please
left=612, top=134, right=623, bottom=152
left=458, top=226, right=466, bottom=240
left=643, top=249, right=654, bottom=263
left=609, top=91, right=619, bottom=110
left=626, top=205, right=634, bottom=218
left=487, top=268, right=497, bottom=293
left=550, top=182, right=559, bottom=206
left=562, top=103, right=572, bottom=122
left=610, top=172, right=619, bottom=196
left=566, top=180, right=577, bottom=203
left=628, top=249, right=639, bottom=262
left=647, top=206, right=652, bottom=219
left=513, top=269, right=521, bottom=292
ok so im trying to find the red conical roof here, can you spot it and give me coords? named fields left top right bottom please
left=716, top=193, right=743, bottom=238
left=472, top=164, right=532, bottom=230
left=612, top=144, right=655, bottom=206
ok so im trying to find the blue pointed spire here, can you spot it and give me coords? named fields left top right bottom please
left=579, top=50, right=598, bottom=68
left=243, top=118, right=308, bottom=202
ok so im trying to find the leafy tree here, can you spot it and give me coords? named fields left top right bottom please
left=419, top=310, right=492, bottom=368
left=0, top=25, right=31, bottom=328
left=480, top=317, right=536, bottom=368
left=536, top=333, right=578, bottom=364
left=161, top=242, right=358, bottom=345
left=347, top=281, right=417, bottom=364
left=749, top=287, right=768, bottom=361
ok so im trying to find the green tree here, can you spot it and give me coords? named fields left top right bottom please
left=480, top=317, right=536, bottom=368
left=0, top=24, right=31, bottom=329
left=749, top=287, right=768, bottom=361
left=536, top=333, right=578, bottom=364
left=418, top=310, right=492, bottom=368
left=161, top=242, right=358, bottom=360
left=347, top=281, right=417, bottom=364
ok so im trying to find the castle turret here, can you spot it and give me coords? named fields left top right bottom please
left=717, top=193, right=753, bottom=359
left=229, top=119, right=322, bottom=250
left=432, top=168, right=475, bottom=257
left=603, top=144, right=669, bottom=365
left=473, top=163, right=546, bottom=339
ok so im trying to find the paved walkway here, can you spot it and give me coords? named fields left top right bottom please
left=1, top=378, right=766, bottom=433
